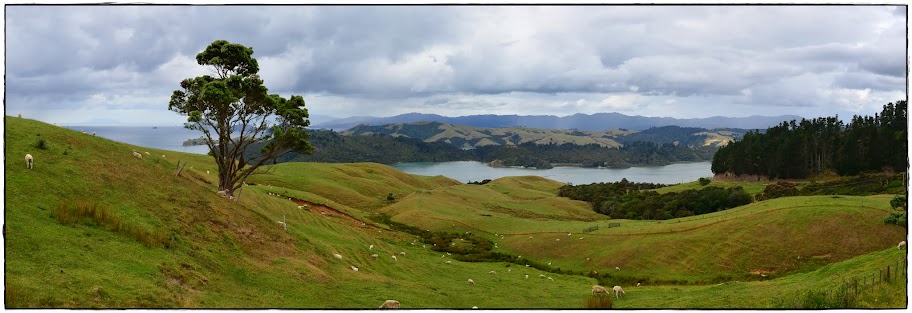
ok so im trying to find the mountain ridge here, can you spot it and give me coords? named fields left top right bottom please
left=312, top=112, right=803, bottom=131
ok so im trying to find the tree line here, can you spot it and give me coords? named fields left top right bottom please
left=557, top=179, right=752, bottom=220
left=712, top=101, right=907, bottom=179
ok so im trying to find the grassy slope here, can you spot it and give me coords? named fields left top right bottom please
left=4, top=117, right=598, bottom=308
left=653, top=180, right=769, bottom=195
left=383, top=175, right=905, bottom=284
left=6, top=117, right=906, bottom=308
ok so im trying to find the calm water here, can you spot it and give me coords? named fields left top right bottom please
left=393, top=161, right=713, bottom=185
left=63, top=125, right=212, bottom=154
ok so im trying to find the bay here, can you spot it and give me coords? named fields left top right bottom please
left=392, top=161, right=713, bottom=185
left=63, top=125, right=212, bottom=154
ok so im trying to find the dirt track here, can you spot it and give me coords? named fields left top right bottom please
left=288, top=198, right=373, bottom=228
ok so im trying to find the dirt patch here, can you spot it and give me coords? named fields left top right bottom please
left=289, top=198, right=373, bottom=228
left=749, top=269, right=777, bottom=275
left=811, top=253, right=832, bottom=259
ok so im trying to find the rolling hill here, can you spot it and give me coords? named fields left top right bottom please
left=314, top=112, right=802, bottom=132
left=5, top=116, right=905, bottom=308
left=342, top=121, right=741, bottom=149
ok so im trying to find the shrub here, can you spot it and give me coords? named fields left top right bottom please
left=756, top=181, right=799, bottom=201
left=584, top=294, right=613, bottom=309
left=698, top=177, right=711, bottom=186
left=34, top=138, right=48, bottom=150
left=386, top=193, right=395, bottom=202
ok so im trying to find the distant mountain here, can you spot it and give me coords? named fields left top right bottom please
left=342, top=121, right=744, bottom=149
left=312, top=112, right=803, bottom=131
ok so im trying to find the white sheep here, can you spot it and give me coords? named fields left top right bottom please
left=524, top=274, right=529, bottom=279
left=216, top=190, right=228, bottom=197
left=568, top=233, right=572, bottom=236
left=333, top=253, right=343, bottom=260
left=371, top=254, right=379, bottom=259
left=615, top=267, right=620, bottom=271
left=161, top=154, right=165, bottom=158
left=369, top=245, right=374, bottom=250
left=556, top=239, right=560, bottom=241
left=391, top=255, right=398, bottom=261
left=132, top=150, right=143, bottom=159
left=467, top=279, right=475, bottom=286
left=472, top=306, right=478, bottom=309
left=446, top=261, right=452, bottom=264
left=507, top=268, right=511, bottom=273
left=206, top=170, right=210, bottom=175
left=899, top=241, right=906, bottom=250
left=488, top=271, right=496, bottom=275
left=351, top=265, right=359, bottom=272
left=636, top=282, right=641, bottom=287
left=547, top=277, right=554, bottom=281
left=579, top=237, right=584, bottom=240
left=539, top=274, right=546, bottom=278
left=25, top=154, right=33, bottom=169
left=277, top=215, right=287, bottom=231
left=379, top=300, right=400, bottom=309
left=399, top=252, right=406, bottom=256
left=144, top=151, right=150, bottom=155
left=547, top=262, right=551, bottom=266
left=81, top=130, right=86, bottom=134
left=592, top=285, right=608, bottom=295
left=613, top=286, right=625, bottom=298
left=92, top=132, right=96, bottom=136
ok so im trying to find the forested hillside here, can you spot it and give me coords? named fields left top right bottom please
left=712, top=101, right=907, bottom=179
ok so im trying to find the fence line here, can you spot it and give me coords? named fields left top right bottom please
left=780, top=257, right=906, bottom=308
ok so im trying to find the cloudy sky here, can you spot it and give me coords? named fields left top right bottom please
left=5, top=5, right=908, bottom=125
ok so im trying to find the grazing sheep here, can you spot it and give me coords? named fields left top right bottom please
left=81, top=130, right=86, bottom=134
left=507, top=269, right=511, bottom=273
left=144, top=151, right=150, bottom=155
left=472, top=306, right=478, bottom=309
left=568, top=233, right=572, bottom=236
left=277, top=215, right=287, bottom=231
left=547, top=262, right=551, bottom=266
left=391, top=255, right=398, bottom=261
left=379, top=300, right=400, bottom=309
left=613, top=286, right=625, bottom=298
left=447, top=252, right=452, bottom=256
left=369, top=245, right=374, bottom=250
left=539, top=274, right=546, bottom=278
left=351, top=265, right=359, bottom=272
left=25, top=154, right=33, bottom=169
left=636, top=282, right=641, bottom=287
left=399, top=252, right=406, bottom=256
left=899, top=241, right=906, bottom=250
left=592, top=285, right=608, bottom=295
left=161, top=155, right=165, bottom=158
left=586, top=258, right=591, bottom=262
left=206, top=170, right=210, bottom=175
left=467, top=279, right=475, bottom=286
left=556, top=239, right=560, bottom=241
left=216, top=190, right=228, bottom=197
left=132, top=150, right=143, bottom=159
left=333, top=253, right=343, bottom=260
left=529, top=236, right=533, bottom=239
left=525, top=265, right=530, bottom=267
left=615, top=267, right=620, bottom=271
left=488, top=271, right=496, bottom=275
left=446, top=261, right=452, bottom=264
left=760, top=273, right=767, bottom=277
left=92, top=132, right=96, bottom=136
left=579, top=237, right=584, bottom=240
left=525, top=274, right=529, bottom=279
left=371, top=254, right=379, bottom=259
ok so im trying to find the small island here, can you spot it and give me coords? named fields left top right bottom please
left=182, top=136, right=210, bottom=146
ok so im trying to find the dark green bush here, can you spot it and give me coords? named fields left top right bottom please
left=756, top=181, right=799, bottom=201
left=698, top=177, right=711, bottom=186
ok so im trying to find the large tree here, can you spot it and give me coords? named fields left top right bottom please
left=169, top=40, right=313, bottom=196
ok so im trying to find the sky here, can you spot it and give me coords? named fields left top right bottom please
left=4, top=5, right=908, bottom=125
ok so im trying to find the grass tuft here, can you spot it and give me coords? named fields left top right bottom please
left=53, top=201, right=169, bottom=248
left=584, top=294, right=613, bottom=309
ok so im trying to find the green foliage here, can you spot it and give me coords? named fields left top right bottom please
left=386, top=193, right=395, bottom=202
left=34, top=137, right=48, bottom=150
left=53, top=201, right=169, bottom=248
left=169, top=40, right=313, bottom=196
left=713, top=101, right=907, bottom=179
left=756, top=181, right=799, bottom=201
left=584, top=294, right=613, bottom=309
left=890, top=195, right=906, bottom=211
left=559, top=179, right=752, bottom=220
left=698, top=177, right=711, bottom=186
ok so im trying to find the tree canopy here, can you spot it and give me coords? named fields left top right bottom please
left=169, top=40, right=313, bottom=196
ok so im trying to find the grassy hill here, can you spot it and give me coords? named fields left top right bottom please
left=5, top=116, right=906, bottom=308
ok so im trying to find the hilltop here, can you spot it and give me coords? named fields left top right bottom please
left=5, top=116, right=905, bottom=308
